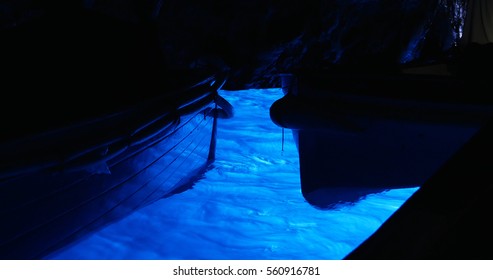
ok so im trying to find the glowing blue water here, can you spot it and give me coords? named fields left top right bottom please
left=46, top=88, right=418, bottom=260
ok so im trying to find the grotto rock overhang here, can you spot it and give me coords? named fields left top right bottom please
left=1, top=0, right=472, bottom=89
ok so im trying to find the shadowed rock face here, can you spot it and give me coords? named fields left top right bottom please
left=154, top=0, right=464, bottom=89
left=1, top=0, right=466, bottom=89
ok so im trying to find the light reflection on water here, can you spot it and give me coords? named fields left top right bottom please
left=46, top=88, right=418, bottom=260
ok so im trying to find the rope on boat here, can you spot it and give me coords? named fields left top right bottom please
left=282, top=128, right=285, bottom=152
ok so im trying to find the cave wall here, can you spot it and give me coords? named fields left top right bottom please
left=1, top=0, right=467, bottom=89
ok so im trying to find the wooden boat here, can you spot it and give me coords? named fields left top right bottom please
left=0, top=8, right=233, bottom=259
left=270, top=0, right=493, bottom=209
left=342, top=0, right=493, bottom=260
left=270, top=43, right=493, bottom=208
left=0, top=70, right=232, bottom=260
left=344, top=117, right=493, bottom=259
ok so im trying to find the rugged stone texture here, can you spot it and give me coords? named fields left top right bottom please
left=153, top=0, right=464, bottom=89
left=1, top=0, right=466, bottom=89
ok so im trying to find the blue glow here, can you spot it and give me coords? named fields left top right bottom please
left=45, top=88, right=418, bottom=260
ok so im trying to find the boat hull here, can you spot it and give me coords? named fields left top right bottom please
left=0, top=76, right=231, bottom=259
left=270, top=71, right=493, bottom=208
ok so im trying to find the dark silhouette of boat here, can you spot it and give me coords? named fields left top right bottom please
left=0, top=5, right=233, bottom=259
left=270, top=43, right=493, bottom=208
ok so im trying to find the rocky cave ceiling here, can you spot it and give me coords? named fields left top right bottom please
left=1, top=0, right=467, bottom=89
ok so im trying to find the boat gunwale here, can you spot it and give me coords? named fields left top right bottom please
left=0, top=72, right=226, bottom=181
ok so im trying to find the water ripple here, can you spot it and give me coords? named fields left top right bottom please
left=46, top=88, right=417, bottom=260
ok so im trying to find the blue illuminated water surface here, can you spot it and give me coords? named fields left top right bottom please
left=46, top=88, right=418, bottom=260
